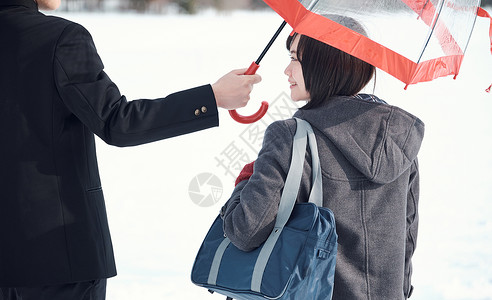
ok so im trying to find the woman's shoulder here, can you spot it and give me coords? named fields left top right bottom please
left=265, top=118, right=298, bottom=137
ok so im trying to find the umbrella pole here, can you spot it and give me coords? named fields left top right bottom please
left=244, top=20, right=288, bottom=76
left=249, top=0, right=322, bottom=67
left=256, top=21, right=288, bottom=65
left=229, top=21, right=288, bottom=124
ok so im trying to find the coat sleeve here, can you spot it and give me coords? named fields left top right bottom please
left=220, top=120, right=296, bottom=252
left=53, top=23, right=219, bottom=147
left=404, top=158, right=419, bottom=298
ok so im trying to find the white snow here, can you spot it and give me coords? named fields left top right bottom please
left=49, top=10, right=492, bottom=300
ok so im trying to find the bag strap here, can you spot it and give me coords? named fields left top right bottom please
left=251, top=118, right=322, bottom=292
left=306, top=119, right=323, bottom=207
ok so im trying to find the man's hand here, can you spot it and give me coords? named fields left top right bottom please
left=212, top=69, right=262, bottom=110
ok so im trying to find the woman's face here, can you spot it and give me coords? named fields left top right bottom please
left=284, top=35, right=310, bottom=102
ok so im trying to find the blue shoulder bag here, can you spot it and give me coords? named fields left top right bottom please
left=191, top=118, right=337, bottom=300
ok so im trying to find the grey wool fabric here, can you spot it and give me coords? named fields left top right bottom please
left=221, top=95, right=424, bottom=300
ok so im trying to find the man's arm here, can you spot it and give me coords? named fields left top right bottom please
left=54, top=23, right=260, bottom=147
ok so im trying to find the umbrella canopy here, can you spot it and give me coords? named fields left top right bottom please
left=263, top=0, right=491, bottom=89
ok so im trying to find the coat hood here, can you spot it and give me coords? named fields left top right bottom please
left=294, top=95, right=424, bottom=184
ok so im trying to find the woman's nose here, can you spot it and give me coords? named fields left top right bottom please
left=284, top=64, right=291, bottom=76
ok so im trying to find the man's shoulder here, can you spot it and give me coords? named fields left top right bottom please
left=44, top=14, right=86, bottom=35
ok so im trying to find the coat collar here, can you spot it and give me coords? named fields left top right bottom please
left=0, top=0, right=38, bottom=11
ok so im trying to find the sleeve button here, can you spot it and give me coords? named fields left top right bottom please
left=194, top=109, right=200, bottom=116
left=201, top=106, right=208, bottom=113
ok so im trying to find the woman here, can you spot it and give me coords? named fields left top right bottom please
left=220, top=16, right=424, bottom=300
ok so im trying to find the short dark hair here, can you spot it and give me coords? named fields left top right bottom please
left=286, top=17, right=375, bottom=109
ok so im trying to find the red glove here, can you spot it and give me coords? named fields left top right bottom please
left=235, top=161, right=255, bottom=186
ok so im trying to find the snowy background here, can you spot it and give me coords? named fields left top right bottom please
left=48, top=9, right=492, bottom=300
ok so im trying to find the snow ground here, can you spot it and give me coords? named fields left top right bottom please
left=49, top=10, right=492, bottom=300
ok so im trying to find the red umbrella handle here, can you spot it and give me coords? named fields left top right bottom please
left=229, top=101, right=269, bottom=124
left=229, top=62, right=269, bottom=124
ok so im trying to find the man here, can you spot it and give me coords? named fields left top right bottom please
left=0, top=0, right=261, bottom=299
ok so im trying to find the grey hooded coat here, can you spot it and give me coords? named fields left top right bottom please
left=221, top=95, right=424, bottom=300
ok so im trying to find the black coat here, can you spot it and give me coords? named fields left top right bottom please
left=0, top=0, right=219, bottom=287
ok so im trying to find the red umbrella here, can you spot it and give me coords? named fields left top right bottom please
left=263, top=0, right=492, bottom=90
left=230, top=0, right=492, bottom=124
